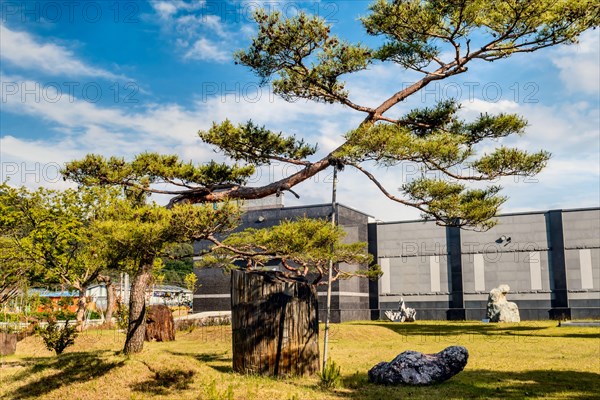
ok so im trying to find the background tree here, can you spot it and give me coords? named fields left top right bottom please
left=0, top=184, right=116, bottom=325
left=161, top=243, right=195, bottom=287
left=63, top=1, right=598, bottom=229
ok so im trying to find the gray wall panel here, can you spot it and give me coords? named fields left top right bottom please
left=377, top=221, right=447, bottom=257
left=461, top=213, right=549, bottom=253
left=562, top=209, right=600, bottom=249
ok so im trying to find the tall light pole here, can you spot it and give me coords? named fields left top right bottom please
left=322, top=166, right=337, bottom=371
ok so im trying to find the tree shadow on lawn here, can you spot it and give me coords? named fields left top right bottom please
left=166, top=350, right=231, bottom=363
left=6, top=350, right=125, bottom=400
left=351, top=322, right=599, bottom=340
left=131, top=367, right=195, bottom=395
left=165, top=350, right=233, bottom=373
left=341, top=369, right=600, bottom=399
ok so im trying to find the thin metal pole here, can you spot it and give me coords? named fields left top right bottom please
left=322, top=167, right=337, bottom=371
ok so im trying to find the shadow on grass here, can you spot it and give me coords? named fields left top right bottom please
left=6, top=351, right=125, bottom=400
left=351, top=322, right=600, bottom=340
left=166, top=350, right=231, bottom=363
left=166, top=350, right=233, bottom=373
left=211, top=365, right=234, bottom=373
left=340, top=369, right=600, bottom=399
left=131, top=368, right=195, bottom=395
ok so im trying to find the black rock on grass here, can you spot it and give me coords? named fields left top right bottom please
left=368, top=346, right=469, bottom=385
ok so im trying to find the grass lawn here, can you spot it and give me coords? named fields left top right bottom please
left=1, top=321, right=598, bottom=399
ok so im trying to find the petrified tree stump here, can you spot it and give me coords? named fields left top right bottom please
left=145, top=305, right=175, bottom=342
left=231, top=270, right=319, bottom=376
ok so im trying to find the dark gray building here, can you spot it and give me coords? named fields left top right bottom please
left=194, top=204, right=600, bottom=322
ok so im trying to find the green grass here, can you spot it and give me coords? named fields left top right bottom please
left=1, top=321, right=598, bottom=399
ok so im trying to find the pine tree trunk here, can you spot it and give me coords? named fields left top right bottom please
left=231, top=270, right=319, bottom=376
left=123, top=261, right=153, bottom=355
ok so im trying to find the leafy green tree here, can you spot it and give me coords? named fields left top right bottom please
left=0, top=184, right=117, bottom=324
left=63, top=1, right=598, bottom=229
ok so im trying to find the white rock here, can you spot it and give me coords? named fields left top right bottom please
left=486, top=284, right=520, bottom=322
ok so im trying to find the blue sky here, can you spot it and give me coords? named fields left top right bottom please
left=1, top=0, right=599, bottom=221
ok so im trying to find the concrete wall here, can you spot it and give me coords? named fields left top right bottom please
left=562, top=209, right=600, bottom=318
left=194, top=204, right=599, bottom=321
left=373, top=208, right=600, bottom=320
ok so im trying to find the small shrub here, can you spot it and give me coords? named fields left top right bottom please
left=54, top=310, right=77, bottom=321
left=319, top=358, right=341, bottom=390
left=37, top=319, right=78, bottom=355
left=88, top=310, right=101, bottom=320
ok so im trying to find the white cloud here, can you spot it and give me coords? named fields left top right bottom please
left=184, top=38, right=230, bottom=62
left=0, top=23, right=121, bottom=80
left=552, top=30, right=600, bottom=95
left=151, top=0, right=206, bottom=19
left=152, top=2, right=179, bottom=19
left=149, top=0, right=232, bottom=63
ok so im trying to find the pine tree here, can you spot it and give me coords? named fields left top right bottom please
left=63, top=1, right=598, bottom=229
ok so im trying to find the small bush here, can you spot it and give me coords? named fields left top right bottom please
left=319, top=359, right=341, bottom=390
left=88, top=310, right=101, bottom=320
left=54, top=310, right=77, bottom=320
left=37, top=319, right=79, bottom=355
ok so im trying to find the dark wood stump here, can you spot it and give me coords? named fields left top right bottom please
left=231, top=270, right=319, bottom=376
left=0, top=332, right=17, bottom=356
left=145, top=305, right=175, bottom=342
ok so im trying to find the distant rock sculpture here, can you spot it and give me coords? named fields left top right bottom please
left=369, top=346, right=469, bottom=385
left=145, top=305, right=175, bottom=342
left=486, top=284, right=520, bottom=323
left=384, top=298, right=417, bottom=322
